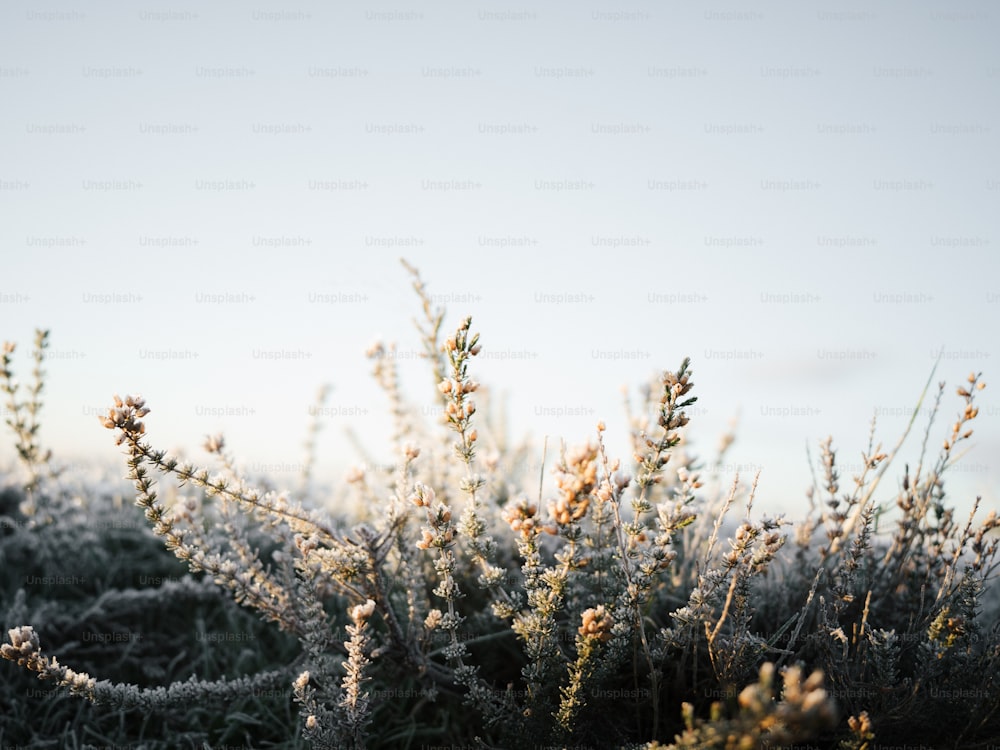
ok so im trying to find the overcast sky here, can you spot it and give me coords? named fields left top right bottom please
left=2, top=1, right=998, bottom=522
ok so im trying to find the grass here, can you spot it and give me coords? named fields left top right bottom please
left=2, top=262, right=999, bottom=749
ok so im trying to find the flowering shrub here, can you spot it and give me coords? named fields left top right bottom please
left=2, top=264, right=999, bottom=748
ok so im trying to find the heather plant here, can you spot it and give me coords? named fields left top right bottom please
left=1, top=336, right=303, bottom=749
left=3, top=262, right=1000, bottom=749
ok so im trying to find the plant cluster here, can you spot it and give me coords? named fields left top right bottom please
left=3, top=263, right=999, bottom=749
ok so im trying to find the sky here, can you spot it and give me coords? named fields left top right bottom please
left=1, top=1, right=998, bottom=523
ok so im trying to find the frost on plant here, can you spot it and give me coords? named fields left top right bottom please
left=2, top=264, right=1000, bottom=748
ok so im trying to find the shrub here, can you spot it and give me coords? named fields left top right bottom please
left=3, top=262, right=999, bottom=749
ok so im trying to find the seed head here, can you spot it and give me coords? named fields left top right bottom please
left=350, top=598, right=377, bottom=622
left=579, top=606, right=613, bottom=643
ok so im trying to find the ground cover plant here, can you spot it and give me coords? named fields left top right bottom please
left=3, top=262, right=1000, bottom=749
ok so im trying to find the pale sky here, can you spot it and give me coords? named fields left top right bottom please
left=2, top=1, right=998, bottom=522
